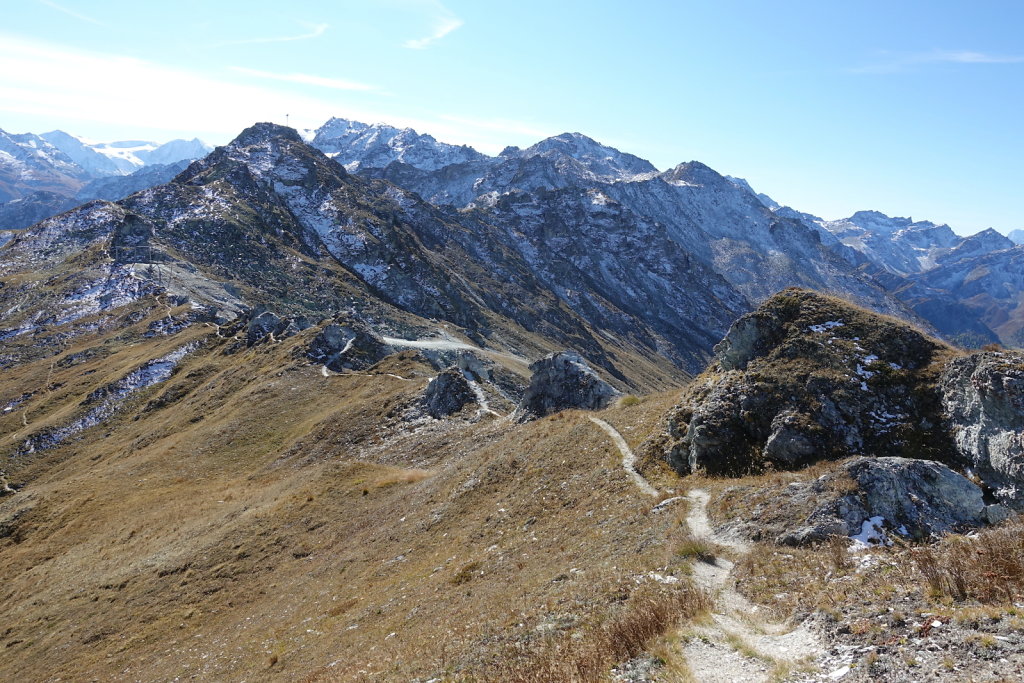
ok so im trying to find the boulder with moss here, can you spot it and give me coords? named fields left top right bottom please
left=662, top=288, right=956, bottom=477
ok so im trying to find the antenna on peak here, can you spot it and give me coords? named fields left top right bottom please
left=286, top=113, right=290, bottom=127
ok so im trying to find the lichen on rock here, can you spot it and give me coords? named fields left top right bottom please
left=941, top=351, right=1024, bottom=509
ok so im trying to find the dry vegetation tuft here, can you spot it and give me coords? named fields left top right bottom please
left=484, top=582, right=711, bottom=682
left=915, top=517, right=1024, bottom=603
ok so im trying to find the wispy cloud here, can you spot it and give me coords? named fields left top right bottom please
left=403, top=2, right=463, bottom=49
left=35, top=0, right=105, bottom=26
left=0, top=34, right=544, bottom=154
left=215, top=21, right=328, bottom=47
left=229, top=66, right=377, bottom=92
left=851, top=49, right=1024, bottom=74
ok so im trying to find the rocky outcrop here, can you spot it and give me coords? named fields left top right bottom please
left=516, top=352, right=619, bottom=421
left=663, top=289, right=954, bottom=476
left=245, top=311, right=312, bottom=345
left=423, top=368, right=477, bottom=418
left=780, top=457, right=988, bottom=545
left=306, top=316, right=391, bottom=372
left=941, top=352, right=1024, bottom=509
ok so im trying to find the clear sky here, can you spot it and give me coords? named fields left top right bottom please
left=2, top=0, right=1022, bottom=234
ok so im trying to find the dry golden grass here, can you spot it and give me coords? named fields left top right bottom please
left=915, top=517, right=1024, bottom=603
left=483, top=582, right=710, bottom=682
left=0, top=320, right=702, bottom=682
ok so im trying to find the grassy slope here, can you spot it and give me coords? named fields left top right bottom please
left=0, top=315, right=701, bottom=682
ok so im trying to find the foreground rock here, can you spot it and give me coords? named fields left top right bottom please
left=781, top=457, right=989, bottom=545
left=941, top=351, right=1024, bottom=509
left=516, top=352, right=619, bottom=421
left=662, top=289, right=955, bottom=476
left=423, top=368, right=477, bottom=418
left=653, top=287, right=1024, bottom=517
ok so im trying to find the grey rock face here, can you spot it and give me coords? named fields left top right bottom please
left=782, top=457, right=986, bottom=545
left=246, top=311, right=283, bottom=344
left=307, top=317, right=390, bottom=372
left=516, top=352, right=619, bottom=421
left=714, top=313, right=783, bottom=371
left=764, top=410, right=817, bottom=466
left=941, top=351, right=1024, bottom=508
left=423, top=368, right=477, bottom=418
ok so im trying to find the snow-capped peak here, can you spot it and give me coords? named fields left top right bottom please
left=310, top=117, right=487, bottom=172
left=38, top=129, right=210, bottom=177
left=518, top=132, right=658, bottom=180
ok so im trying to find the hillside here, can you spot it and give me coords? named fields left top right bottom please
left=3, top=121, right=1024, bottom=682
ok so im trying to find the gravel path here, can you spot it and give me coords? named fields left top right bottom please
left=587, top=416, right=659, bottom=497
left=681, top=489, right=823, bottom=681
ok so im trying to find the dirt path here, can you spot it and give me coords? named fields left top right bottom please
left=587, top=416, right=659, bottom=497
left=380, top=334, right=530, bottom=368
left=679, top=489, right=822, bottom=681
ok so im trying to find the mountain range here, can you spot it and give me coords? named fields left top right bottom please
left=2, top=117, right=1024, bottom=681
left=3, top=117, right=1022, bottom=371
left=309, top=118, right=1023, bottom=349
left=0, top=127, right=210, bottom=230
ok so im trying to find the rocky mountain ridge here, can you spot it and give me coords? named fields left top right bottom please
left=0, top=127, right=210, bottom=229
left=308, top=116, right=1024, bottom=349
left=2, top=120, right=1024, bottom=682
left=7, top=116, right=1021, bottom=351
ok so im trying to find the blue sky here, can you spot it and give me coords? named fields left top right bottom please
left=3, top=1, right=1022, bottom=234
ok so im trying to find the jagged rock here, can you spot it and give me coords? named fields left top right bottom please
left=456, top=351, right=493, bottom=382
left=781, top=457, right=987, bottom=545
left=423, top=368, right=477, bottom=418
left=516, top=352, right=619, bottom=421
left=307, top=316, right=390, bottom=372
left=662, top=289, right=954, bottom=476
left=246, top=311, right=282, bottom=344
left=941, top=351, right=1024, bottom=509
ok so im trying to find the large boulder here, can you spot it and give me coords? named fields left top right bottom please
left=942, top=351, right=1024, bottom=509
left=245, top=310, right=311, bottom=345
left=661, top=289, right=955, bottom=476
left=246, top=311, right=283, bottom=344
left=516, top=352, right=619, bottom=421
left=306, top=316, right=391, bottom=372
left=423, top=368, right=477, bottom=418
left=781, top=457, right=988, bottom=545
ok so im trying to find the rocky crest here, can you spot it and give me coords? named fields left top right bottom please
left=662, top=289, right=954, bottom=476
left=658, top=288, right=1024, bottom=525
